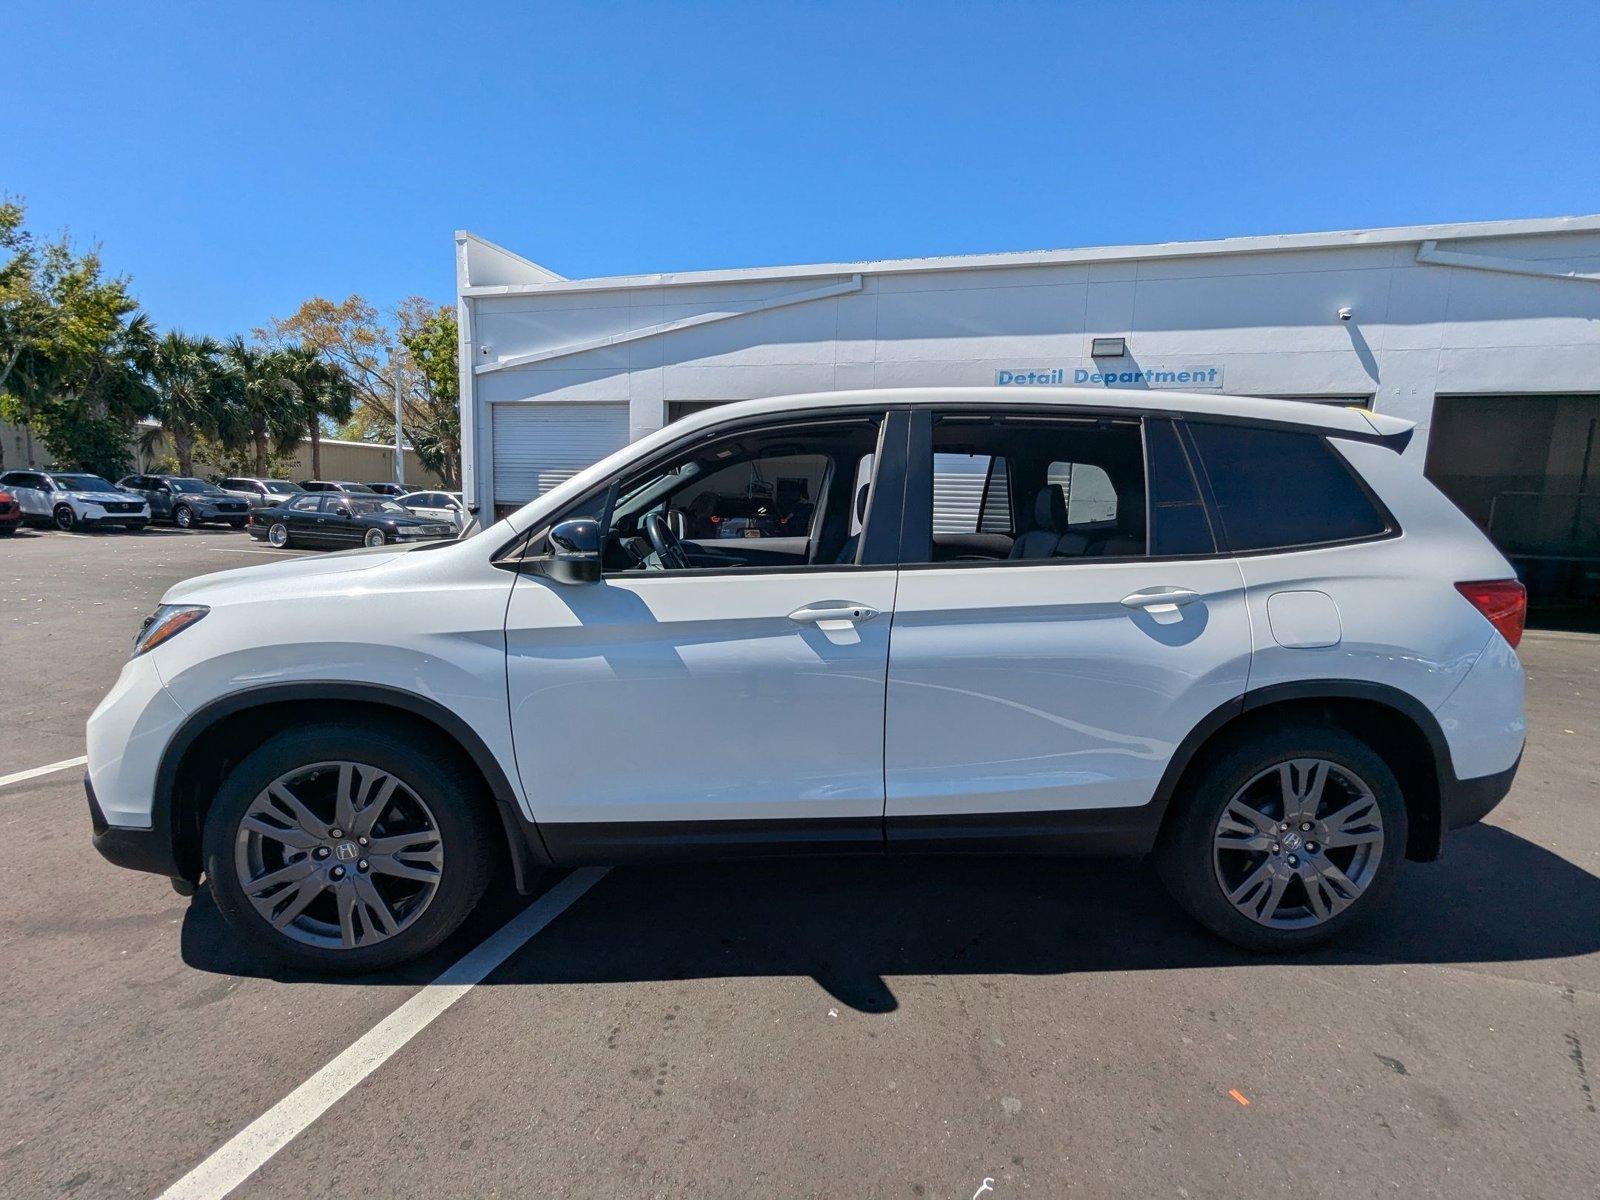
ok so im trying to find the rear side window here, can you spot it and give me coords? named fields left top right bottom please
left=1186, top=423, right=1390, bottom=552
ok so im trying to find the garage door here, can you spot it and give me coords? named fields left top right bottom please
left=492, top=403, right=630, bottom=504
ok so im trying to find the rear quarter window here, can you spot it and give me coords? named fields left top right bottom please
left=1186, top=422, right=1391, bottom=552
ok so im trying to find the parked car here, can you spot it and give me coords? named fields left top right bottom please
left=246, top=492, right=457, bottom=549
left=299, top=480, right=378, bottom=494
left=119, top=475, right=250, bottom=528
left=364, top=482, right=408, bottom=497
left=398, top=490, right=466, bottom=531
left=216, top=477, right=305, bottom=509
left=0, top=489, right=22, bottom=535
left=87, top=387, right=1526, bottom=972
left=0, top=469, right=150, bottom=531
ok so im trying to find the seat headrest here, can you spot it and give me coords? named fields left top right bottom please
left=1033, top=485, right=1067, bottom=531
left=855, top=484, right=871, bottom=522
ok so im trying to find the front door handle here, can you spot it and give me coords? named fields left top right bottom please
left=1120, top=587, right=1200, bottom=614
left=788, top=601, right=881, bottom=629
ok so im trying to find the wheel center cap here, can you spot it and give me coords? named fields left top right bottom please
left=333, top=841, right=360, bottom=862
left=1281, top=831, right=1303, bottom=852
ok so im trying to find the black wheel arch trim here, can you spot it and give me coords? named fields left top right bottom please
left=148, top=681, right=553, bottom=887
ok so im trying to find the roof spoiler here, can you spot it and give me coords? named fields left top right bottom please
left=1354, top=408, right=1415, bottom=453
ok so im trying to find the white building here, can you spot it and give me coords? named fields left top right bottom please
left=455, top=215, right=1600, bottom=606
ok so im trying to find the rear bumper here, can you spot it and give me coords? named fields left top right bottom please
left=1442, top=750, right=1521, bottom=833
left=86, top=774, right=182, bottom=878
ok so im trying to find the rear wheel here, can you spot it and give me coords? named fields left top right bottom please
left=363, top=527, right=387, bottom=548
left=1155, top=725, right=1407, bottom=952
left=52, top=504, right=78, bottom=532
left=203, top=722, right=494, bottom=972
left=268, top=522, right=290, bottom=548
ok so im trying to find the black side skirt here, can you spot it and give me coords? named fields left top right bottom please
left=538, top=807, right=1163, bottom=865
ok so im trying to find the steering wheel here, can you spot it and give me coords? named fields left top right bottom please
left=642, top=512, right=690, bottom=570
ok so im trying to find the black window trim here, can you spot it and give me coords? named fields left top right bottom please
left=1178, top=418, right=1402, bottom=557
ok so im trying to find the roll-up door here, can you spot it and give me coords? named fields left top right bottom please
left=491, top=402, right=630, bottom=504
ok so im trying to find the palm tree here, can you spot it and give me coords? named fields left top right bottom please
left=144, top=331, right=225, bottom=475
left=220, top=337, right=301, bottom=477
left=278, top=344, right=355, bottom=480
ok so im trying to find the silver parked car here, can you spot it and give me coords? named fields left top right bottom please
left=0, top=469, right=150, bottom=531
left=216, top=477, right=305, bottom=510
left=397, top=490, right=466, bottom=531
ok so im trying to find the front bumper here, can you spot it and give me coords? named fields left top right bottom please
left=86, top=774, right=182, bottom=878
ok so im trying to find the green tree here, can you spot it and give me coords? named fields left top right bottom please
left=143, top=331, right=228, bottom=475
left=220, top=337, right=301, bottom=477
left=277, top=343, right=355, bottom=480
left=395, top=299, right=461, bottom=487
left=0, top=199, right=152, bottom=477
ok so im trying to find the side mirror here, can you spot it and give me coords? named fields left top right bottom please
left=537, top=518, right=603, bottom=585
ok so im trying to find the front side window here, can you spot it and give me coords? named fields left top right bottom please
left=1185, top=422, right=1390, bottom=552
left=555, top=415, right=885, bottom=574
left=909, top=414, right=1147, bottom=564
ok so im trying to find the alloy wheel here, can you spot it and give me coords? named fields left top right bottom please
left=364, top=528, right=386, bottom=548
left=175, top=505, right=193, bottom=528
left=1211, top=757, right=1385, bottom=929
left=233, top=760, right=444, bottom=950
left=53, top=505, right=75, bottom=531
left=268, top=523, right=289, bottom=548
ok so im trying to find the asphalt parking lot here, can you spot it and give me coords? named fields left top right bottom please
left=2, top=527, right=1598, bottom=1199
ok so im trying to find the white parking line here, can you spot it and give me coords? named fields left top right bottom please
left=156, top=866, right=609, bottom=1200
left=0, top=755, right=89, bottom=788
left=208, top=547, right=307, bottom=556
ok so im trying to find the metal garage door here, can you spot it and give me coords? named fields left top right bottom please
left=492, top=403, right=630, bottom=504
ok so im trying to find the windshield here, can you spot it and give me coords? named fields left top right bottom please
left=264, top=480, right=302, bottom=494
left=169, top=478, right=220, bottom=494
left=53, top=474, right=118, bottom=492
left=344, top=498, right=409, bottom=515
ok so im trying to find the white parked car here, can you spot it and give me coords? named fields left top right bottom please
left=397, top=489, right=466, bottom=531
left=0, top=469, right=150, bottom=531
left=87, top=388, right=1526, bottom=971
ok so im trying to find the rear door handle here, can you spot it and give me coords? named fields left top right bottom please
left=1120, top=587, right=1200, bottom=614
left=788, top=602, right=881, bottom=628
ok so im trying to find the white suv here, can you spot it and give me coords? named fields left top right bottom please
left=86, top=389, right=1526, bottom=970
left=0, top=469, right=151, bottom=531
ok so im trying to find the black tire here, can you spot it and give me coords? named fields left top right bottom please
left=0, top=525, right=15, bottom=536
left=1155, top=723, right=1407, bottom=952
left=202, top=720, right=495, bottom=973
left=173, top=503, right=194, bottom=528
left=52, top=504, right=78, bottom=532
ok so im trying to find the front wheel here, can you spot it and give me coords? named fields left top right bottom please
left=363, top=527, right=387, bottom=548
left=52, top=504, right=78, bottom=532
left=173, top=504, right=194, bottom=528
left=202, top=722, right=494, bottom=972
left=1155, top=724, right=1407, bottom=952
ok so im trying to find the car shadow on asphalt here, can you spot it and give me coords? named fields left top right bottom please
left=180, top=823, right=1600, bottom=1011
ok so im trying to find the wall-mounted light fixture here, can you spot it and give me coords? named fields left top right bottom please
left=1091, top=337, right=1127, bottom=358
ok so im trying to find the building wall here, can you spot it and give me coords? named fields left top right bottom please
left=463, top=225, right=1600, bottom=516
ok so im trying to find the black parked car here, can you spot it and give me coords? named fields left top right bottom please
left=363, top=482, right=408, bottom=497
left=118, top=475, right=250, bottom=528
left=247, top=493, right=457, bottom=550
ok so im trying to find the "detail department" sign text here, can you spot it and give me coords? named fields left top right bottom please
left=996, top=364, right=1224, bottom=390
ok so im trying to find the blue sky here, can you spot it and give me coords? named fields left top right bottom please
left=7, top=2, right=1598, bottom=338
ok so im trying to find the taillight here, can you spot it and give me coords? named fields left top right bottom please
left=1455, top=579, right=1526, bottom=649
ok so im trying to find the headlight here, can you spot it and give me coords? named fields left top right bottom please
left=132, top=604, right=209, bottom=658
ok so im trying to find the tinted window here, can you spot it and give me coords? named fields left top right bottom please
left=1186, top=423, right=1389, bottom=552
left=1147, top=420, right=1216, bottom=556
left=289, top=495, right=321, bottom=512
